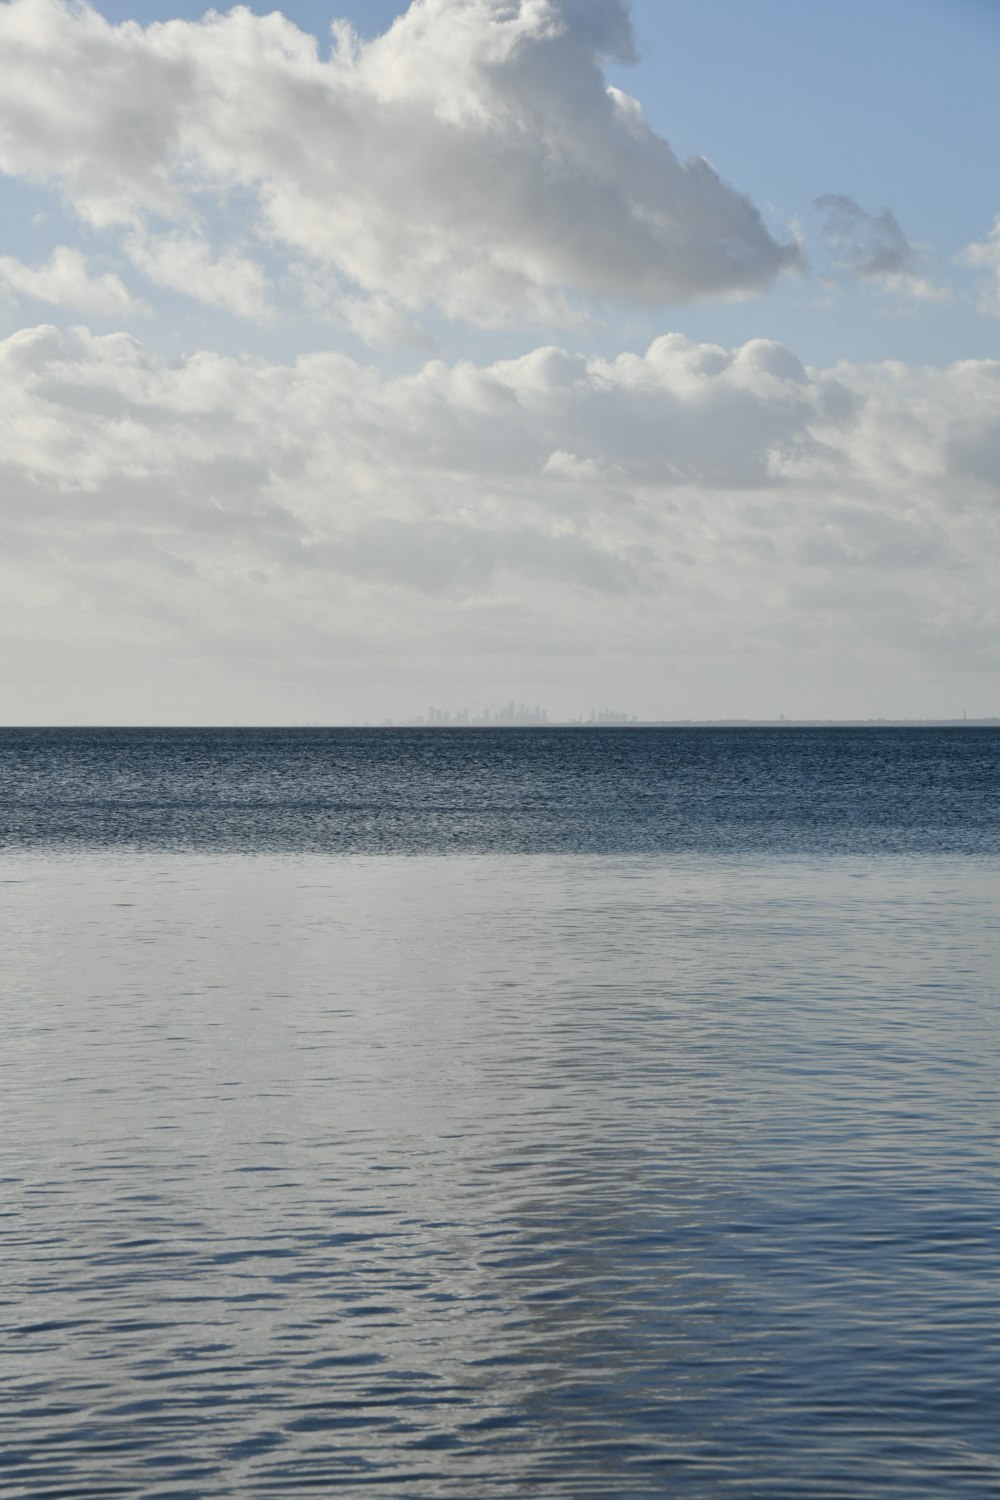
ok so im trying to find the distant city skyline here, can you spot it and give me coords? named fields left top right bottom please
left=415, top=704, right=636, bottom=727
left=275, top=710, right=1000, bottom=730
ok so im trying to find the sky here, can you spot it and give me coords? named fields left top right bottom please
left=1, top=0, right=998, bottom=723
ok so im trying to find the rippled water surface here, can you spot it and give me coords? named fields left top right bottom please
left=2, top=731, right=999, bottom=1497
left=2, top=725, right=999, bottom=854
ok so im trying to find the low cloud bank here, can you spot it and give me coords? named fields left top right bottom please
left=2, top=321, right=998, bottom=716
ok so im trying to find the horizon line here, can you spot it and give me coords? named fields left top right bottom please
left=2, top=718, right=999, bottom=731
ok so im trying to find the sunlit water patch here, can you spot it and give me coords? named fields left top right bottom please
left=2, top=851, right=999, bottom=1497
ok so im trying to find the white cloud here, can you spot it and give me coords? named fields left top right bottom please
left=338, top=293, right=434, bottom=349
left=1, top=321, right=998, bottom=718
left=124, top=230, right=273, bottom=322
left=0, top=0, right=801, bottom=326
left=961, top=216, right=1000, bottom=317
left=816, top=194, right=948, bottom=303
left=0, top=243, right=142, bottom=315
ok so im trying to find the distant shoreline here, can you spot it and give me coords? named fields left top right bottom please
left=3, top=720, right=999, bottom=731
left=395, top=719, right=1000, bottom=729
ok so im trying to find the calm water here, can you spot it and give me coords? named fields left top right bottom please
left=2, top=730, right=999, bottom=1497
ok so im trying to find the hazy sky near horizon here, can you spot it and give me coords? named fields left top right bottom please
left=1, top=0, right=998, bottom=722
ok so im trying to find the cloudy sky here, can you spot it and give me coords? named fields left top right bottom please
left=1, top=0, right=998, bottom=723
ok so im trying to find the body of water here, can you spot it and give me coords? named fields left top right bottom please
left=2, top=729, right=998, bottom=1496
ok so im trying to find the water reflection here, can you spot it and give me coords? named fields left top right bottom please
left=2, top=852, right=999, bottom=1496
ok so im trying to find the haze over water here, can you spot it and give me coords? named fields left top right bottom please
left=3, top=728, right=999, bottom=1497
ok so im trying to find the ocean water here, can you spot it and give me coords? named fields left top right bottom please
left=2, top=725, right=1000, bottom=855
left=2, top=729, right=999, bottom=1497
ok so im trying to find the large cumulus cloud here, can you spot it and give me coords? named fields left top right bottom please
left=0, top=0, right=801, bottom=326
